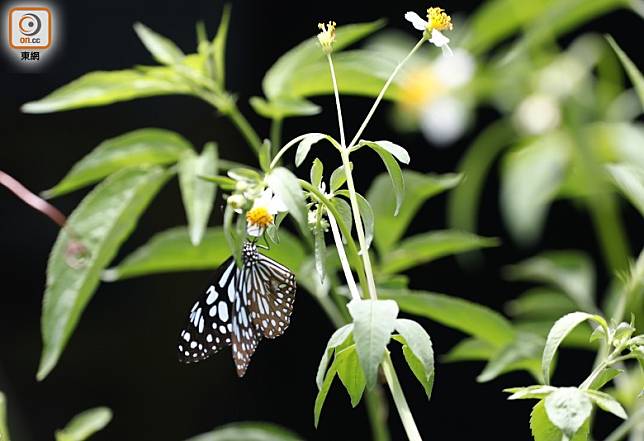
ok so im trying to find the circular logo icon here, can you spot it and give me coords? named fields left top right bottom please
left=18, top=13, right=41, bottom=36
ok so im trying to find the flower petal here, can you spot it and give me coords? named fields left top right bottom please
left=405, top=11, right=427, bottom=32
left=247, top=221, right=264, bottom=237
left=268, top=194, right=288, bottom=214
left=429, top=29, right=450, bottom=48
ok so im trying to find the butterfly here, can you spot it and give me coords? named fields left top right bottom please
left=177, top=241, right=296, bottom=377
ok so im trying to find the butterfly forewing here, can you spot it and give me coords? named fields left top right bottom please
left=178, top=258, right=237, bottom=363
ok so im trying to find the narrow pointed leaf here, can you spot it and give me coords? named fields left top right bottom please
left=55, top=407, right=112, bottom=441
left=133, top=22, right=184, bottom=64
left=395, top=319, right=435, bottom=400
left=250, top=96, right=321, bottom=119
left=294, top=133, right=326, bottom=167
left=212, top=4, right=231, bottom=86
left=314, top=360, right=338, bottom=428
left=477, top=333, right=544, bottom=383
left=0, top=391, right=9, bottom=441
left=585, top=389, right=627, bottom=419
left=359, top=141, right=405, bottom=215
left=606, top=36, right=644, bottom=108
left=316, top=324, right=353, bottom=389
left=607, top=163, right=644, bottom=218
left=335, top=346, right=366, bottom=407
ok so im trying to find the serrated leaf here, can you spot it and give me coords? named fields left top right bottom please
left=506, top=385, right=557, bottom=400
left=310, top=159, right=323, bottom=188
left=133, top=22, right=184, bottom=65
left=44, top=128, right=191, bottom=198
left=395, top=319, right=434, bottom=400
left=478, top=332, right=544, bottom=383
left=607, top=163, right=644, bottom=218
left=295, top=133, right=327, bottom=167
left=336, top=345, right=366, bottom=407
left=55, top=407, right=112, bottom=441
left=530, top=399, right=590, bottom=441
left=184, top=422, right=303, bottom=441
left=380, top=230, right=499, bottom=274
left=542, top=312, right=607, bottom=385
left=39, top=166, right=169, bottom=380
left=266, top=167, right=308, bottom=234
left=368, top=171, right=462, bottom=253
left=544, top=388, right=593, bottom=439
left=314, top=359, right=338, bottom=428
left=21, top=67, right=191, bottom=113
left=358, top=141, right=405, bottom=215
left=178, top=143, right=218, bottom=246
left=347, top=299, right=399, bottom=389
left=249, top=96, right=321, bottom=119
left=380, top=289, right=516, bottom=348
left=584, top=389, right=627, bottom=419
left=0, top=391, right=9, bottom=441
left=316, top=324, right=354, bottom=389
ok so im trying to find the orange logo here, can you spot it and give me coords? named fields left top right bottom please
left=8, top=7, right=51, bottom=49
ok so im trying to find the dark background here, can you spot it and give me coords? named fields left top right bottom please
left=1, top=1, right=642, bottom=440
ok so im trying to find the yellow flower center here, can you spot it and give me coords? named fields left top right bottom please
left=246, top=207, right=274, bottom=228
left=399, top=67, right=444, bottom=112
left=427, top=7, right=453, bottom=32
left=317, top=21, right=336, bottom=53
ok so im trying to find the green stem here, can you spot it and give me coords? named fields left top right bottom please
left=365, top=386, right=392, bottom=441
left=382, top=353, right=423, bottom=441
left=327, top=54, right=347, bottom=148
left=347, top=38, right=425, bottom=149
left=328, top=212, right=361, bottom=301
left=603, top=406, right=644, bottom=441
left=227, top=103, right=263, bottom=154
left=270, top=117, right=283, bottom=154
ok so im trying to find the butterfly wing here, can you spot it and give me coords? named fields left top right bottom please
left=231, top=265, right=262, bottom=377
left=178, top=258, right=238, bottom=363
left=247, top=254, right=297, bottom=339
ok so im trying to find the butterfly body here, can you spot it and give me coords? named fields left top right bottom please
left=178, top=242, right=296, bottom=377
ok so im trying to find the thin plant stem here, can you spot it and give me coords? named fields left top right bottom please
left=382, top=353, right=423, bottom=441
left=347, top=38, right=425, bottom=149
left=603, top=406, right=644, bottom=441
left=270, top=117, right=283, bottom=154
left=0, top=170, right=67, bottom=227
left=328, top=212, right=361, bottom=301
left=227, top=104, right=263, bottom=154
left=327, top=54, right=347, bottom=148
left=365, top=386, right=392, bottom=441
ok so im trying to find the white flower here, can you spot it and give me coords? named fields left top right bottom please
left=433, top=49, right=475, bottom=88
left=405, top=7, right=454, bottom=56
left=420, top=96, right=469, bottom=146
left=245, top=188, right=287, bottom=236
left=514, top=94, right=561, bottom=135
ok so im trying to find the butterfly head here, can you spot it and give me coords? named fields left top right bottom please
left=242, top=241, right=259, bottom=263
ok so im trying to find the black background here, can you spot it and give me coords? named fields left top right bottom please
left=1, top=1, right=642, bottom=440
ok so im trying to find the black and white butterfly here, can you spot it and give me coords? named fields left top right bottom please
left=178, top=241, right=296, bottom=377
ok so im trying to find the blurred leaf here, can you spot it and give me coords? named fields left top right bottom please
left=368, top=171, right=462, bottom=254
left=249, top=96, right=321, bottom=119
left=544, top=388, right=593, bottom=439
left=442, top=338, right=497, bottom=362
left=379, top=230, right=498, bottom=275
left=21, top=68, right=191, bottom=113
left=104, top=227, right=305, bottom=281
left=44, top=128, right=191, bottom=198
left=530, top=399, right=590, bottom=441
left=212, top=4, right=231, bottom=86
left=133, top=22, right=184, bottom=64
left=263, top=20, right=384, bottom=99
left=185, top=422, right=303, bottom=441
left=0, top=391, right=9, bottom=441
left=40, top=166, right=169, bottom=380
left=314, top=358, right=338, bottom=428
left=266, top=167, right=308, bottom=235
left=584, top=389, right=627, bottom=419
left=294, top=133, right=327, bottom=167
left=606, top=35, right=644, bottom=108
left=347, top=299, right=399, bottom=388
left=477, top=333, right=544, bottom=383
left=335, top=345, right=366, bottom=407
left=380, top=289, right=516, bottom=347
left=179, top=143, right=218, bottom=246
left=588, top=367, right=622, bottom=390
left=607, top=163, right=644, bottom=218
left=505, top=251, right=596, bottom=312
left=358, top=141, right=406, bottom=215
left=513, top=320, right=596, bottom=350
left=316, top=324, right=354, bottom=389
left=506, top=385, right=557, bottom=401
left=506, top=288, right=577, bottom=320
left=501, top=133, right=571, bottom=245
left=258, top=140, right=271, bottom=173
left=395, top=319, right=435, bottom=400
left=55, top=407, right=112, bottom=441
left=542, top=312, right=607, bottom=385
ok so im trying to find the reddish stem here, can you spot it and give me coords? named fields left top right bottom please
left=0, top=170, right=67, bottom=227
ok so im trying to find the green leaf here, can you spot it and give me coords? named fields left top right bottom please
left=133, top=22, right=184, bottom=64
left=506, top=385, right=557, bottom=401
left=505, top=251, right=596, bottom=312
left=544, top=388, right=593, bottom=439
left=316, top=324, right=354, bottom=389
left=335, top=345, right=366, bottom=407
left=313, top=209, right=327, bottom=282
left=542, top=312, right=607, bottom=385
left=310, top=158, right=323, bottom=188
left=530, top=399, right=590, bottom=441
left=314, top=358, right=338, bottom=428
left=395, top=319, right=435, bottom=400
left=347, top=299, right=399, bottom=389
left=514, top=320, right=596, bottom=350
left=588, top=367, right=622, bottom=390
left=506, top=288, right=577, bottom=320
left=584, top=389, right=627, bottom=419
left=442, top=338, right=497, bottom=362
left=330, top=164, right=351, bottom=192
left=294, top=133, right=327, bottom=167
left=266, top=167, right=308, bottom=234
left=249, top=96, right=321, bottom=119
left=104, top=227, right=305, bottom=281
left=21, top=68, right=191, bottom=113
left=40, top=166, right=169, bottom=380
left=178, top=143, right=218, bottom=246
left=358, top=141, right=406, bottom=215
left=368, top=171, right=462, bottom=254
left=500, top=132, right=571, bottom=245
left=355, top=140, right=410, bottom=164
left=263, top=20, right=384, bottom=99
left=607, top=163, right=644, bottom=218
left=44, top=128, right=191, bottom=198
left=184, top=422, right=303, bottom=441
left=331, top=197, right=353, bottom=240
left=477, top=333, right=544, bottom=383
left=212, top=4, right=231, bottom=86
left=380, top=289, right=516, bottom=347
left=0, top=391, right=9, bottom=441
left=606, top=35, right=644, bottom=108
left=336, top=191, right=374, bottom=250
left=55, top=407, right=112, bottom=441
left=379, top=230, right=498, bottom=275
left=258, top=140, right=272, bottom=173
